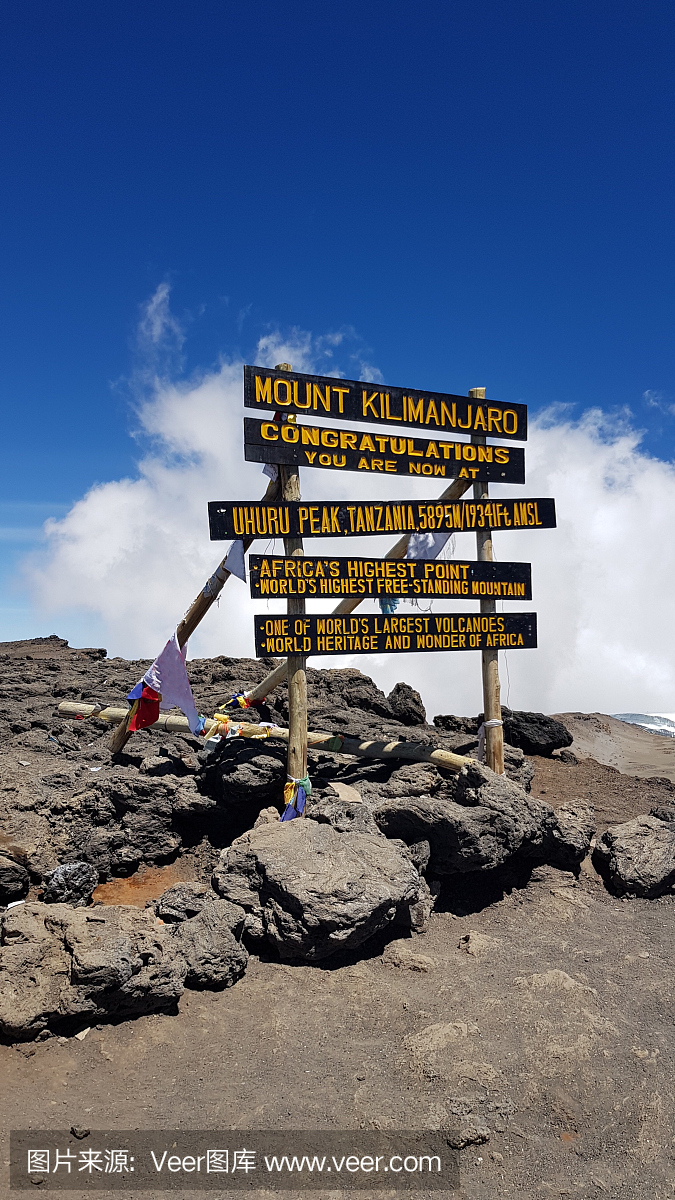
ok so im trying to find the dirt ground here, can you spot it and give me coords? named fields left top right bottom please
left=2, top=751, right=675, bottom=1199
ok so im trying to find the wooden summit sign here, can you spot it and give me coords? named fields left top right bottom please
left=254, top=612, right=538, bottom=656
left=244, top=417, right=525, bottom=482
left=249, top=554, right=532, bottom=601
left=244, top=366, right=527, bottom=441
left=209, top=497, right=556, bottom=540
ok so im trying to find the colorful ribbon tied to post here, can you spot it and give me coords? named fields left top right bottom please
left=281, top=773, right=312, bottom=821
left=379, top=597, right=400, bottom=615
left=126, top=682, right=161, bottom=731
left=225, top=692, right=260, bottom=710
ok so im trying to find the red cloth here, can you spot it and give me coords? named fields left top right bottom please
left=127, top=685, right=161, bottom=731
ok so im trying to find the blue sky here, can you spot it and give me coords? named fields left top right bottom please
left=1, top=1, right=675, bottom=712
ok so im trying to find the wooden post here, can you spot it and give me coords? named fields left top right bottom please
left=276, top=363, right=308, bottom=792
left=470, top=386, right=504, bottom=775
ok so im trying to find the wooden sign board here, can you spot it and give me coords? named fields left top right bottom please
left=244, top=365, right=528, bottom=442
left=209, top=498, right=556, bottom=540
left=254, top=612, right=537, bottom=656
left=249, top=554, right=532, bottom=601
left=244, top=417, right=525, bottom=483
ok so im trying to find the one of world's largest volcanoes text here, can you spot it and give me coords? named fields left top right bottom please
left=254, top=613, right=538, bottom=657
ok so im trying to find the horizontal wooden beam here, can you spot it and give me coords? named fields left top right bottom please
left=58, top=701, right=473, bottom=774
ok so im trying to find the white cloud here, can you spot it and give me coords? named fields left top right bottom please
left=20, top=294, right=675, bottom=719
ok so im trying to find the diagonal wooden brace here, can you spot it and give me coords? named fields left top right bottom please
left=108, top=475, right=280, bottom=755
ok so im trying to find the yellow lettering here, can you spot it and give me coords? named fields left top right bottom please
left=312, top=384, right=330, bottom=411
left=274, top=378, right=293, bottom=406
left=255, top=375, right=272, bottom=405
left=425, top=399, right=439, bottom=425
left=362, top=390, right=381, bottom=419
left=407, top=396, right=424, bottom=423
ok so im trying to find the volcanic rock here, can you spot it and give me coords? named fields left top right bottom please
left=0, top=901, right=186, bottom=1041
left=542, top=801, right=595, bottom=869
left=433, top=709, right=572, bottom=760
left=172, top=900, right=248, bottom=989
left=211, top=819, right=429, bottom=961
left=0, top=855, right=29, bottom=903
left=42, top=861, right=99, bottom=906
left=592, top=815, right=675, bottom=897
left=499, top=708, right=573, bottom=757
left=373, top=760, right=591, bottom=875
left=387, top=681, right=426, bottom=726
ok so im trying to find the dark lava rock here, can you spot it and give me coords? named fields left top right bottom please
left=42, top=862, right=99, bottom=906
left=433, top=714, right=480, bottom=735
left=542, top=801, right=595, bottom=869
left=558, top=749, right=579, bottom=765
left=373, top=761, right=592, bottom=876
left=172, top=900, right=248, bottom=989
left=387, top=682, right=426, bottom=726
left=433, top=710, right=572, bottom=759
left=0, top=902, right=186, bottom=1041
left=499, top=708, right=573, bottom=757
left=593, top=816, right=675, bottom=897
left=0, top=855, right=30, bottom=903
left=212, top=819, right=429, bottom=961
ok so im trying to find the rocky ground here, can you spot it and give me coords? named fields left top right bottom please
left=1, top=636, right=674, bottom=1198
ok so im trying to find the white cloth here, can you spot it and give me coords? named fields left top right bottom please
left=477, top=719, right=503, bottom=762
left=406, top=531, right=452, bottom=560
left=262, top=463, right=278, bottom=481
left=143, top=633, right=201, bottom=733
left=224, top=539, right=246, bottom=582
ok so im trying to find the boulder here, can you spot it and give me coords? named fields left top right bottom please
left=0, top=855, right=29, bottom=903
left=48, top=771, right=182, bottom=877
left=212, top=819, right=429, bottom=961
left=42, top=862, right=99, bottom=906
left=593, top=815, right=675, bottom=897
left=253, top=806, right=281, bottom=828
left=387, top=682, right=426, bottom=726
left=499, top=708, right=573, bottom=757
left=543, top=801, right=595, bottom=869
left=373, top=761, right=571, bottom=876
left=433, top=714, right=479, bottom=736
left=434, top=710, right=572, bottom=757
left=0, top=902, right=186, bottom=1041
left=172, top=900, right=248, bottom=989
